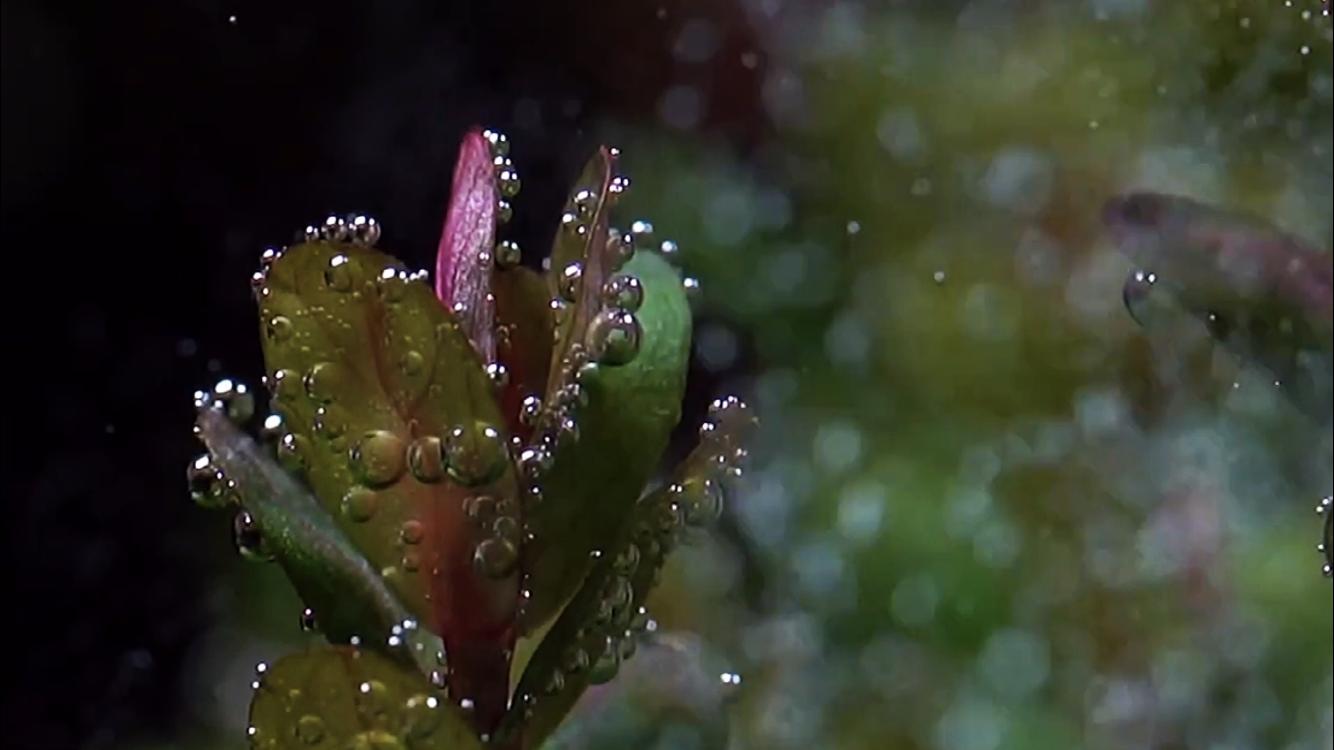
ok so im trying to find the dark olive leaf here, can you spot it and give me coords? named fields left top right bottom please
left=257, top=239, right=520, bottom=726
left=517, top=241, right=691, bottom=635
left=499, top=251, right=736, bottom=749
left=248, top=646, right=481, bottom=750
left=195, top=408, right=442, bottom=676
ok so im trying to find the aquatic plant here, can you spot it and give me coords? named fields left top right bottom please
left=187, top=128, right=755, bottom=749
left=1102, top=191, right=1334, bottom=576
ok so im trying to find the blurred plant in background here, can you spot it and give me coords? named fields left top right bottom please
left=163, top=1, right=1332, bottom=749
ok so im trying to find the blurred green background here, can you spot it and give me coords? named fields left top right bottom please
left=7, top=0, right=1330, bottom=748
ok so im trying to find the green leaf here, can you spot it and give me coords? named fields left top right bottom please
left=195, top=408, right=442, bottom=677
left=518, top=246, right=691, bottom=634
left=247, top=646, right=481, bottom=750
left=256, top=239, right=521, bottom=724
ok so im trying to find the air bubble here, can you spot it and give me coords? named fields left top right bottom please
left=473, top=537, right=518, bottom=578
left=519, top=395, right=543, bottom=426
left=498, top=168, right=522, bottom=198
left=399, top=350, right=425, bottom=377
left=303, top=362, right=346, bottom=404
left=517, top=446, right=553, bottom=482
left=495, top=240, right=522, bottom=268
left=210, top=379, right=255, bottom=423
left=313, top=406, right=348, bottom=440
left=681, top=276, right=701, bottom=298
left=677, top=478, right=724, bottom=526
left=270, top=369, right=303, bottom=402
left=233, top=510, right=274, bottom=562
left=400, top=520, right=425, bottom=545
left=1122, top=269, right=1159, bottom=326
left=187, top=454, right=230, bottom=508
left=325, top=254, right=355, bottom=291
left=348, top=214, right=381, bottom=246
left=349, top=431, right=407, bottom=486
left=295, top=714, right=326, bottom=744
left=341, top=487, right=380, bottom=522
left=483, top=129, right=510, bottom=157
left=601, top=274, right=643, bottom=312
left=629, top=220, right=654, bottom=247
left=586, top=309, right=642, bottom=365
left=299, top=607, right=317, bottom=632
left=260, top=413, right=285, bottom=442
left=277, top=433, right=309, bottom=473
left=408, top=436, right=446, bottom=483
left=404, top=693, right=443, bottom=738
left=445, top=423, right=507, bottom=486
left=497, top=200, right=513, bottom=224
left=485, top=363, right=510, bottom=389
left=266, top=315, right=294, bottom=342
left=558, top=262, right=584, bottom=301
left=587, top=638, right=620, bottom=685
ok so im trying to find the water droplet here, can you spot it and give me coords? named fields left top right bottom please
left=485, top=362, right=509, bottom=389
left=400, top=520, right=425, bottom=545
left=445, top=423, right=507, bottom=486
left=495, top=240, right=521, bottom=268
left=299, top=607, right=317, bottom=632
left=407, top=436, right=446, bottom=483
left=465, top=495, right=498, bottom=525
left=210, top=378, right=255, bottom=423
left=517, top=446, right=552, bottom=482
left=320, top=214, right=350, bottom=242
left=601, top=274, right=643, bottom=312
left=349, top=431, right=407, bottom=486
left=404, top=694, right=443, bottom=738
left=498, top=168, right=521, bottom=198
left=558, top=262, right=584, bottom=301
left=377, top=268, right=410, bottom=302
left=355, top=679, right=392, bottom=720
left=473, top=537, right=518, bottom=578
left=399, top=350, right=425, bottom=377
left=586, top=309, right=642, bottom=365
left=587, top=637, right=620, bottom=685
left=303, top=362, right=346, bottom=404
left=1122, top=269, right=1160, bottom=327
left=233, top=510, right=274, bottom=561
left=324, top=254, right=355, bottom=292
left=342, top=487, right=380, bottom=522
left=295, top=714, right=325, bottom=744
left=519, top=395, right=542, bottom=426
left=187, top=454, right=230, bottom=508
left=348, top=214, right=381, bottom=246
left=483, top=128, right=510, bottom=157
left=677, top=478, right=724, bottom=526
left=277, top=433, right=309, bottom=473
left=266, top=315, right=294, bottom=342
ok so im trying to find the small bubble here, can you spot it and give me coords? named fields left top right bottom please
left=496, top=200, right=513, bottom=224
left=233, top=510, right=274, bottom=562
left=601, top=274, right=644, bottom=312
left=445, top=423, right=507, bottom=486
left=517, top=446, right=553, bottom=482
left=341, top=487, right=380, bottom=522
left=587, top=638, right=620, bottom=685
left=519, top=395, right=543, bottom=426
left=677, top=477, right=725, bottom=526
left=498, top=168, right=522, bottom=198
left=299, top=607, right=317, bottom=632
left=303, top=362, right=346, bottom=405
left=187, top=454, right=230, bottom=509
left=932, top=270, right=947, bottom=284
left=558, top=262, right=584, bottom=301
left=400, top=520, right=425, bottom=545
left=266, top=315, right=294, bottom=342
left=483, top=129, right=510, bottom=157
left=325, top=254, right=355, bottom=291
left=408, top=437, right=446, bottom=483
left=349, top=431, right=407, bottom=486
left=295, top=714, right=325, bottom=744
left=485, top=362, right=509, bottom=389
left=404, top=693, right=443, bottom=738
left=586, top=309, right=642, bottom=365
left=681, top=276, right=702, bottom=298
left=473, top=537, right=518, bottom=578
left=399, top=350, right=425, bottom=377
left=495, top=240, right=522, bottom=268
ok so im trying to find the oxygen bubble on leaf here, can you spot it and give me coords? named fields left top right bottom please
left=349, top=431, right=407, bottom=486
left=558, top=262, right=584, bottom=301
left=473, top=537, right=519, bottom=578
left=324, top=253, right=356, bottom=292
left=498, top=168, right=521, bottom=198
left=187, top=454, right=229, bottom=508
left=519, top=395, right=543, bottom=426
left=407, top=436, right=446, bottom=483
left=444, top=423, right=507, bottom=486
left=211, top=378, right=255, bottom=423
left=485, top=363, right=509, bottom=389
left=586, top=309, right=642, bottom=365
left=658, top=239, right=680, bottom=260
left=482, top=128, right=510, bottom=157
left=266, top=315, right=294, bottom=342
left=495, top=240, right=522, bottom=268
left=348, top=214, right=381, bottom=246
left=341, top=487, right=380, bottom=523
left=233, top=510, right=274, bottom=561
left=299, top=607, right=317, bottom=632
left=303, top=362, right=348, bottom=405
left=602, top=274, right=644, bottom=312
left=497, top=200, right=513, bottom=224
left=518, top=446, right=553, bottom=482
left=677, top=477, right=724, bottom=527
left=277, top=433, right=309, bottom=474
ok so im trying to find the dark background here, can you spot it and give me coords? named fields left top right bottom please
left=1, top=1, right=764, bottom=746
